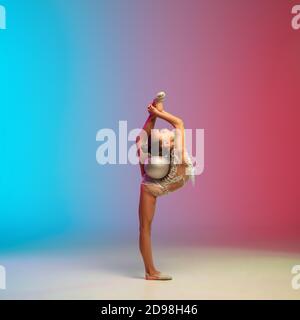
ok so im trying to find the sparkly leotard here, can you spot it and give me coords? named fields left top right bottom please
left=141, top=148, right=195, bottom=197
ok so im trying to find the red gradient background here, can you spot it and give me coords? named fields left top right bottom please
left=120, top=0, right=300, bottom=250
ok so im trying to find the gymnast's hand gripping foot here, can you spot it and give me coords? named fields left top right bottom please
left=136, top=92, right=195, bottom=281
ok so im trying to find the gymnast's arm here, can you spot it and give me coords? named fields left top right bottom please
left=136, top=106, right=157, bottom=176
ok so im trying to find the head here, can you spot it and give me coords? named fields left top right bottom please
left=148, top=128, right=175, bottom=156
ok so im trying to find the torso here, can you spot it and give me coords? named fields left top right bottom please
left=142, top=148, right=194, bottom=195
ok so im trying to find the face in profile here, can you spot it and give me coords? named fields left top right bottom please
left=159, top=129, right=175, bottom=150
left=147, top=129, right=175, bottom=157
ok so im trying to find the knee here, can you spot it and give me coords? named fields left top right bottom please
left=139, top=223, right=152, bottom=234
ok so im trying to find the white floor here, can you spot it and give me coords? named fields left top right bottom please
left=0, top=245, right=300, bottom=300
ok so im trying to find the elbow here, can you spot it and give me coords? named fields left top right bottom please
left=135, top=136, right=141, bottom=149
left=175, top=118, right=184, bottom=128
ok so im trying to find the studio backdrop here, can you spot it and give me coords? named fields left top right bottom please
left=0, top=0, right=299, bottom=252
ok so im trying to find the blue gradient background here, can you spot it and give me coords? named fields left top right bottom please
left=1, top=0, right=153, bottom=250
left=1, top=1, right=72, bottom=249
left=1, top=0, right=299, bottom=252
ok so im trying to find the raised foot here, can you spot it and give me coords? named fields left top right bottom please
left=154, top=91, right=166, bottom=101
